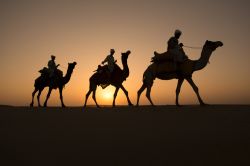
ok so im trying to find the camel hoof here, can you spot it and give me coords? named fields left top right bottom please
left=129, top=103, right=134, bottom=106
left=200, top=103, right=209, bottom=106
left=62, top=105, right=66, bottom=108
left=176, top=104, right=182, bottom=107
left=30, top=103, right=33, bottom=107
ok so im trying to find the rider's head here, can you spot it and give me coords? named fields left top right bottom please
left=51, top=55, right=56, bottom=60
left=110, top=49, right=115, bottom=55
left=174, top=29, right=182, bottom=39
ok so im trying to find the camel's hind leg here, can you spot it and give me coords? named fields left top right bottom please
left=146, top=84, right=155, bottom=106
left=136, top=83, right=147, bottom=106
left=30, top=87, right=38, bottom=107
left=37, top=87, right=44, bottom=107
left=92, top=88, right=100, bottom=108
left=44, top=87, right=52, bottom=107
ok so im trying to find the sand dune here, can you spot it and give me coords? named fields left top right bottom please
left=0, top=105, right=250, bottom=166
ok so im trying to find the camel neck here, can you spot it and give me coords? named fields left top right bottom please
left=63, top=67, right=73, bottom=85
left=194, top=47, right=213, bottom=71
left=122, top=58, right=129, bottom=78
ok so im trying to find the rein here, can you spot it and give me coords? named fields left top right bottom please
left=183, top=45, right=202, bottom=49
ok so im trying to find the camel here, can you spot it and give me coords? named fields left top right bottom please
left=84, top=51, right=133, bottom=108
left=30, top=62, right=77, bottom=107
left=137, top=40, right=223, bottom=106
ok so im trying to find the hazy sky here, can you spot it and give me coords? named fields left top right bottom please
left=0, top=0, right=250, bottom=106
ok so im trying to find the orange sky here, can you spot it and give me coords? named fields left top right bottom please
left=0, top=0, right=250, bottom=106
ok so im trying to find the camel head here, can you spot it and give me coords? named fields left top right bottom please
left=68, top=61, right=77, bottom=69
left=121, top=50, right=131, bottom=62
left=204, top=40, right=223, bottom=51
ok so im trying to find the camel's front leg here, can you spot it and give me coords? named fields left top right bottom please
left=112, top=87, right=120, bottom=107
left=44, top=87, right=53, bottom=107
left=120, top=85, right=133, bottom=106
left=146, top=85, right=155, bottom=106
left=176, top=78, right=184, bottom=106
left=59, top=87, right=65, bottom=107
left=186, top=77, right=206, bottom=106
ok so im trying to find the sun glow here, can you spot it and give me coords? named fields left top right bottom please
left=101, top=89, right=113, bottom=101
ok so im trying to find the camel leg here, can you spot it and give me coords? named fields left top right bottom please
left=30, top=88, right=38, bottom=107
left=92, top=89, right=100, bottom=108
left=83, top=89, right=92, bottom=108
left=137, top=83, right=147, bottom=106
left=146, top=85, right=155, bottom=106
left=59, top=87, right=65, bottom=108
left=37, top=88, right=44, bottom=107
left=120, top=85, right=133, bottom=106
left=112, top=87, right=120, bottom=107
left=186, top=78, right=206, bottom=106
left=176, top=78, right=184, bottom=106
left=44, top=87, right=53, bottom=107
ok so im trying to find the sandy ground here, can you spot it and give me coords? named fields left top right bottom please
left=0, top=105, right=250, bottom=166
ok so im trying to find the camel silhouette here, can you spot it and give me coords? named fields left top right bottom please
left=137, top=40, right=223, bottom=106
left=84, top=51, right=133, bottom=108
left=30, top=62, right=77, bottom=107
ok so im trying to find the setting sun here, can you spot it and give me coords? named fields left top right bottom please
left=101, top=88, right=114, bottom=101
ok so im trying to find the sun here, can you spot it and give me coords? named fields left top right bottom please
left=101, top=89, right=113, bottom=101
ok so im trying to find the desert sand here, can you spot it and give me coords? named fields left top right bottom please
left=0, top=105, right=250, bottom=166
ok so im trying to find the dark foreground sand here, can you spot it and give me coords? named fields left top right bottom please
left=0, top=105, right=250, bottom=166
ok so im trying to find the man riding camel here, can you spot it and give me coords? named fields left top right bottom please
left=167, top=29, right=188, bottom=69
left=101, top=49, right=116, bottom=78
left=48, top=55, right=60, bottom=85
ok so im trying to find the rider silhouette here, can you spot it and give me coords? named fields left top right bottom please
left=102, top=49, right=116, bottom=78
left=167, top=29, right=188, bottom=69
left=48, top=55, right=60, bottom=85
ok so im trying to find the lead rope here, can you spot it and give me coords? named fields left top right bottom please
left=183, top=45, right=210, bottom=64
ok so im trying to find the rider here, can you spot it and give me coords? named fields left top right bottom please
left=48, top=55, right=60, bottom=84
left=167, top=29, right=188, bottom=69
left=102, top=49, right=116, bottom=78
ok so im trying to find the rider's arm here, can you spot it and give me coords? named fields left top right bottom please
left=102, top=55, right=109, bottom=64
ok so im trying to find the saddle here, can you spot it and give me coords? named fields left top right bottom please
left=39, top=67, right=63, bottom=77
left=151, top=51, right=174, bottom=63
left=149, top=59, right=195, bottom=76
left=94, top=65, right=112, bottom=89
left=38, top=67, right=63, bottom=88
